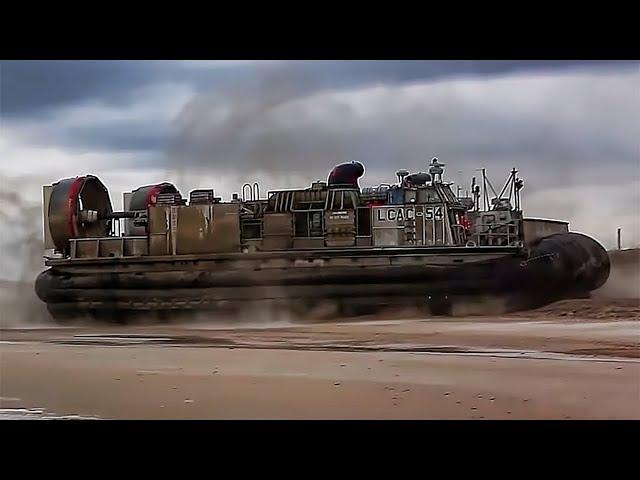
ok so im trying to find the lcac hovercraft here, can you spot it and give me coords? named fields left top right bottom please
left=35, top=158, right=609, bottom=321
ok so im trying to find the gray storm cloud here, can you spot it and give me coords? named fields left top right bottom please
left=4, top=60, right=628, bottom=118
left=3, top=60, right=637, bottom=172
left=168, top=63, right=639, bottom=186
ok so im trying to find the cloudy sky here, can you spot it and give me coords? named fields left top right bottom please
left=1, top=60, right=638, bottom=279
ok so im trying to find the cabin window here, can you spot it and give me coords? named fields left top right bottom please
left=310, top=212, right=323, bottom=236
left=241, top=220, right=262, bottom=239
left=294, top=211, right=324, bottom=237
left=418, top=187, right=441, bottom=203
left=343, top=192, right=355, bottom=209
left=327, top=190, right=357, bottom=210
left=329, top=191, right=343, bottom=210
left=294, top=213, right=308, bottom=236
left=326, top=191, right=336, bottom=210
left=427, top=189, right=441, bottom=202
left=357, top=207, right=372, bottom=236
left=333, top=192, right=343, bottom=210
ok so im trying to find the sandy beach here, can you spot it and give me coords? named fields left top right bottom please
left=1, top=303, right=638, bottom=419
left=0, top=250, right=638, bottom=420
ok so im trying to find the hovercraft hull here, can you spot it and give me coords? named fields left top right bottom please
left=35, top=233, right=610, bottom=321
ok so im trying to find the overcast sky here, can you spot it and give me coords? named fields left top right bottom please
left=1, top=60, right=638, bottom=279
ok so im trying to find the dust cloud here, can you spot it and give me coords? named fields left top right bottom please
left=0, top=175, right=51, bottom=327
left=594, top=249, right=640, bottom=299
left=450, top=296, right=509, bottom=317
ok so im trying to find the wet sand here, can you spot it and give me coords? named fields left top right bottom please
left=1, top=306, right=638, bottom=419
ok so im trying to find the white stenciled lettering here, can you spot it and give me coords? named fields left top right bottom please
left=425, top=208, right=434, bottom=220
left=377, top=207, right=420, bottom=222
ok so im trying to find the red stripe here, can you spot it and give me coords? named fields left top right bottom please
left=145, top=185, right=164, bottom=208
left=66, top=176, right=84, bottom=238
